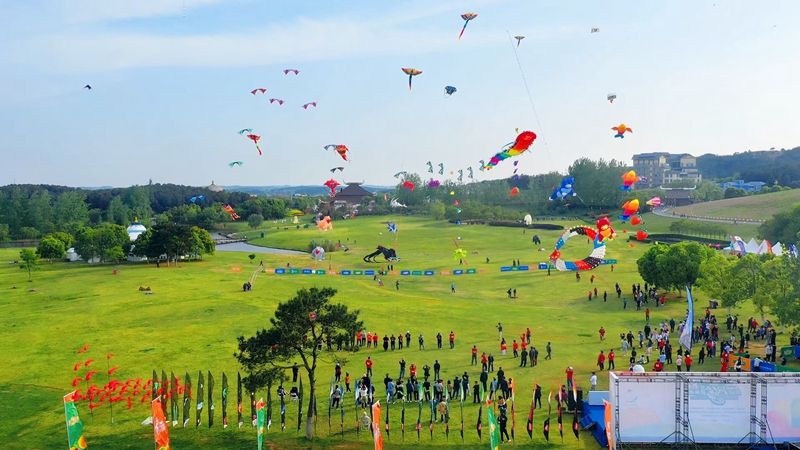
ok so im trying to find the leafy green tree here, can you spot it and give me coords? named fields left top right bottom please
left=190, top=226, right=215, bottom=257
left=637, top=244, right=669, bottom=289
left=107, top=195, right=131, bottom=225
left=54, top=191, right=89, bottom=234
left=72, top=228, right=99, bottom=262
left=235, top=287, right=362, bottom=440
left=765, top=256, right=800, bottom=329
left=19, top=248, right=39, bottom=282
left=104, top=246, right=126, bottom=264
left=132, top=222, right=195, bottom=266
left=0, top=224, right=9, bottom=243
left=428, top=201, right=445, bottom=219
left=758, top=204, right=800, bottom=246
left=122, top=185, right=153, bottom=226
left=638, top=242, right=714, bottom=294
left=18, top=227, right=40, bottom=239
left=49, top=232, right=74, bottom=250
left=247, top=214, right=264, bottom=229
left=248, top=254, right=256, bottom=264
left=697, top=253, right=737, bottom=312
left=724, top=187, right=748, bottom=199
left=37, top=236, right=66, bottom=263
left=691, top=180, right=724, bottom=202
left=27, top=190, right=54, bottom=234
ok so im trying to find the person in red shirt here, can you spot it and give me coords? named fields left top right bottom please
left=481, top=352, right=488, bottom=371
left=449, top=331, right=455, bottom=349
left=597, top=351, right=606, bottom=371
left=365, top=357, right=373, bottom=377
left=512, top=340, right=519, bottom=358
left=720, top=351, right=729, bottom=372
left=683, top=354, right=693, bottom=372
left=521, top=341, right=528, bottom=352
left=653, top=360, right=663, bottom=372
left=366, top=332, right=373, bottom=348
left=526, top=328, right=532, bottom=344
left=471, top=345, right=479, bottom=365
left=356, top=331, right=363, bottom=346
left=608, top=349, right=616, bottom=370
left=501, top=341, right=508, bottom=356
left=409, top=364, right=417, bottom=378
left=566, top=367, right=574, bottom=390
left=599, top=327, right=606, bottom=341
left=645, top=309, right=650, bottom=322
left=372, top=334, right=379, bottom=347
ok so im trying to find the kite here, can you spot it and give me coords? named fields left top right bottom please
left=77, top=344, right=90, bottom=354
left=317, top=216, right=333, bottom=232
left=251, top=88, right=266, bottom=95
left=190, top=195, right=206, bottom=203
left=323, top=179, right=341, bottom=197
left=387, top=223, right=397, bottom=234
left=550, top=226, right=606, bottom=271
left=401, top=68, right=422, bottom=90
left=426, top=161, right=433, bottom=173
left=479, top=160, right=486, bottom=171
left=222, top=205, right=240, bottom=220
left=619, top=171, right=640, bottom=191
left=246, top=134, right=262, bottom=155
left=646, top=197, right=662, bottom=207
left=390, top=198, right=407, bottom=208
left=458, top=13, right=478, bottom=40
left=329, top=167, right=344, bottom=173
left=84, top=85, right=92, bottom=90
left=509, top=187, right=520, bottom=197
left=453, top=248, right=467, bottom=260
left=311, top=246, right=325, bottom=262
left=428, top=180, right=440, bottom=188
left=630, top=215, right=643, bottom=226
left=607, top=93, right=617, bottom=103
left=514, top=35, right=525, bottom=47
left=636, top=229, right=649, bottom=241
left=467, top=167, right=473, bottom=179
left=591, top=28, right=599, bottom=33
left=596, top=217, right=616, bottom=242
left=438, top=163, right=444, bottom=175
left=363, top=245, right=399, bottom=262
left=612, top=123, right=632, bottom=138
left=324, top=144, right=350, bottom=162
left=238, top=129, right=252, bottom=135
left=394, top=171, right=407, bottom=179
left=457, top=169, right=463, bottom=182
left=284, top=69, right=299, bottom=75
left=619, top=200, right=640, bottom=221
left=550, top=177, right=577, bottom=201
left=402, top=181, right=415, bottom=191
left=444, top=86, right=457, bottom=97
left=228, top=161, right=243, bottom=168
left=485, top=131, right=537, bottom=170
left=269, top=99, right=284, bottom=105
left=302, top=102, right=317, bottom=109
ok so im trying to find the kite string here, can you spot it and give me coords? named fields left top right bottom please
left=506, top=31, right=549, bottom=152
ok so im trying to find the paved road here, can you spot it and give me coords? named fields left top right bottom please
left=652, top=207, right=763, bottom=225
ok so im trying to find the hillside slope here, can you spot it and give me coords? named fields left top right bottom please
left=669, top=189, right=800, bottom=221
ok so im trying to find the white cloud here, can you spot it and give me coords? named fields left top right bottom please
left=57, top=0, right=227, bottom=24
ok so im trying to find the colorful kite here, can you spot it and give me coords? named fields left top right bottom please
left=612, top=123, right=632, bottom=138
left=222, top=205, right=240, bottom=220
left=457, top=169, right=463, bottom=182
left=238, top=129, right=252, bottom=135
left=402, top=181, right=415, bottom=191
left=190, top=196, right=206, bottom=203
left=607, top=93, right=617, bottom=103
left=250, top=88, right=266, bottom=95
left=458, top=13, right=478, bottom=40
left=426, top=161, right=434, bottom=173
left=619, top=200, right=640, bottom=221
left=479, top=160, right=486, bottom=171
left=636, top=229, right=649, bottom=241
left=509, top=187, right=520, bottom=197
left=438, top=163, right=444, bottom=175
left=401, top=68, right=422, bottom=90
left=619, top=171, right=640, bottom=191
left=646, top=197, right=662, bottom=207
left=284, top=69, right=299, bottom=75
left=550, top=177, right=577, bottom=201
left=324, top=144, right=350, bottom=162
left=630, top=215, right=643, bottom=226
left=444, top=86, right=457, bottom=97
left=323, top=179, right=340, bottom=197
left=453, top=248, right=467, bottom=260
left=228, top=161, right=243, bottom=168
left=317, top=216, right=333, bottom=232
left=302, top=102, right=317, bottom=109
left=246, top=134, right=262, bottom=155
left=329, top=167, right=344, bottom=173
left=514, top=35, right=525, bottom=47
left=596, top=217, right=616, bottom=242
left=269, top=99, right=284, bottom=105
left=394, top=171, right=407, bottom=179
left=485, top=131, right=537, bottom=170
left=428, top=180, right=440, bottom=188
left=550, top=226, right=606, bottom=271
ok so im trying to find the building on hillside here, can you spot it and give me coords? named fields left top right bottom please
left=663, top=188, right=694, bottom=207
left=207, top=180, right=224, bottom=192
left=127, top=219, right=148, bottom=262
left=632, top=153, right=703, bottom=188
left=329, top=182, right=375, bottom=211
left=718, top=179, right=766, bottom=192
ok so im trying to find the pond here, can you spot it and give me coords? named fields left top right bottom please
left=211, top=233, right=306, bottom=255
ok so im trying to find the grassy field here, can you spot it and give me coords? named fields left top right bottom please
left=669, top=189, right=800, bottom=221
left=0, top=215, right=789, bottom=449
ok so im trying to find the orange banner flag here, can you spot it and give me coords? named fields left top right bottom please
left=372, top=401, right=384, bottom=450
left=152, top=398, right=171, bottom=450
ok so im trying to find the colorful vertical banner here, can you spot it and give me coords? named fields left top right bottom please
left=487, top=404, right=500, bottom=450
left=221, top=372, right=229, bottom=428
left=196, top=371, right=205, bottom=427
left=372, top=401, right=384, bottom=450
left=170, top=372, right=179, bottom=427
left=237, top=373, right=243, bottom=429
left=256, top=398, right=266, bottom=450
left=64, top=391, right=88, bottom=450
left=208, top=371, right=215, bottom=428
left=182, top=372, right=191, bottom=427
left=603, top=399, right=613, bottom=450
left=152, top=398, right=171, bottom=450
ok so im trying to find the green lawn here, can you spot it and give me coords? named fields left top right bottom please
left=0, top=216, right=790, bottom=449
left=670, top=189, right=800, bottom=222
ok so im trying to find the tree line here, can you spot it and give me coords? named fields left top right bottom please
left=698, top=147, right=800, bottom=187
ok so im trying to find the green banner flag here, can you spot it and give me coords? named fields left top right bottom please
left=257, top=398, right=265, bottom=450
left=208, top=371, right=215, bottom=428
left=64, top=392, right=88, bottom=450
left=182, top=372, right=191, bottom=427
left=196, top=371, right=205, bottom=427
left=170, top=372, right=179, bottom=427
left=222, top=373, right=229, bottom=429
left=161, top=370, right=168, bottom=418
left=487, top=405, right=501, bottom=450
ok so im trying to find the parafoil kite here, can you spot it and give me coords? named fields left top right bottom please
left=269, top=99, right=284, bottom=105
left=619, top=199, right=640, bottom=221
left=591, top=28, right=600, bottom=33
left=444, top=86, right=457, bottom=97
left=324, top=144, right=350, bottom=162
left=485, top=131, right=537, bottom=170
left=250, top=88, right=266, bottom=95
left=457, top=169, right=463, bottom=182
left=612, top=123, right=632, bottom=138
left=509, top=187, right=520, bottom=197
left=402, top=181, right=415, bottom=190
left=636, top=229, right=649, bottom=241
left=467, top=167, right=474, bottom=179
left=323, top=179, right=340, bottom=197
left=228, top=161, right=243, bottom=168
left=189, top=195, right=206, bottom=203
left=317, top=216, right=333, bottom=232
left=302, top=102, right=317, bottom=109
left=453, top=248, right=467, bottom=260
left=619, top=171, right=640, bottom=191
left=284, top=69, right=299, bottom=75
left=646, top=197, right=662, bottom=207
left=458, top=13, right=478, bottom=40
left=438, top=163, right=444, bottom=175
left=514, top=35, right=525, bottom=47
left=550, top=226, right=606, bottom=271
left=596, top=217, right=616, bottom=242
left=246, top=134, right=262, bottom=155
left=550, top=177, right=577, bottom=200
left=394, top=171, right=407, bottom=179
left=329, top=167, right=344, bottom=173
left=426, top=161, right=433, bottom=173
left=428, top=180, right=440, bottom=188
left=479, top=160, right=486, bottom=171
left=311, top=246, right=325, bottom=261
left=401, top=68, right=422, bottom=90
left=222, top=204, right=240, bottom=220
left=238, top=129, right=252, bottom=135
left=607, top=93, right=617, bottom=103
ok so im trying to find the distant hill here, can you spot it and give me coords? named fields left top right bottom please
left=697, top=147, right=800, bottom=186
left=222, top=185, right=395, bottom=196
left=669, top=189, right=800, bottom=221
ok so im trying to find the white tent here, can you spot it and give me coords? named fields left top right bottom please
left=744, top=238, right=760, bottom=255
left=772, top=242, right=783, bottom=256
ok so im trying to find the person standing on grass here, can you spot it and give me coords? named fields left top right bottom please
left=436, top=333, right=443, bottom=349
left=434, top=360, right=441, bottom=380
left=390, top=334, right=396, bottom=351
left=676, top=354, right=683, bottom=372
left=597, top=351, right=606, bottom=371
left=488, top=353, right=495, bottom=372
left=405, top=331, right=411, bottom=348
left=526, top=328, right=532, bottom=344
left=520, top=346, right=528, bottom=367
left=603, top=291, right=608, bottom=302
left=451, top=283, right=456, bottom=293
left=546, top=342, right=552, bottom=360
left=365, top=357, right=373, bottom=377
left=449, top=331, right=456, bottom=349
left=507, top=288, right=512, bottom=298
left=481, top=352, right=488, bottom=371
left=645, top=308, right=650, bottom=322
left=684, top=354, right=693, bottom=372
left=292, top=363, right=299, bottom=382
left=591, top=274, right=595, bottom=284
left=497, top=322, right=503, bottom=340
left=345, top=373, right=351, bottom=392
left=501, top=340, right=507, bottom=356
left=471, top=345, right=479, bottom=365
left=419, top=334, right=425, bottom=350
left=590, top=372, right=597, bottom=391
left=608, top=349, right=616, bottom=370
left=566, top=367, right=574, bottom=390
left=383, top=335, right=389, bottom=351
left=599, top=326, right=606, bottom=341
left=512, top=340, right=519, bottom=357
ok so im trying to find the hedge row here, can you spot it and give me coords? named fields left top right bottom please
left=487, top=221, right=564, bottom=230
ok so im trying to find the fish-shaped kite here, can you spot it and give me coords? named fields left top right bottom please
left=284, top=69, right=299, bottom=75
left=302, top=102, right=317, bottom=109
left=247, top=134, right=262, bottom=155
left=401, top=68, right=422, bottom=90
left=251, top=88, right=266, bottom=95
left=458, top=13, right=478, bottom=40
left=228, top=161, right=243, bottom=168
left=269, top=99, right=284, bottom=105
left=612, top=123, right=632, bottom=138
left=324, top=144, right=350, bottom=162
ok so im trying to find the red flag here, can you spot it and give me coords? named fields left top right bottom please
left=603, top=400, right=613, bottom=449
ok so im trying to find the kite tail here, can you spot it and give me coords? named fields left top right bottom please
left=255, top=143, right=262, bottom=155
left=408, top=75, right=413, bottom=90
left=458, top=23, right=468, bottom=40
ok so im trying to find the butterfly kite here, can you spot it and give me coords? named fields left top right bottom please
left=190, top=196, right=206, bottom=203
left=251, top=88, right=266, bottom=95
left=444, top=86, right=457, bottom=97
left=437, top=163, right=444, bottom=175
left=612, top=123, right=632, bottom=138
left=485, top=131, right=537, bottom=170
left=228, top=161, right=243, bottom=168
left=329, top=167, right=344, bottom=173
left=284, top=69, right=299, bottom=75
left=246, top=134, right=262, bottom=155
left=401, top=68, right=422, bottom=90
left=269, top=99, right=284, bottom=105
left=426, top=161, right=433, bottom=173
left=458, top=13, right=478, bottom=40
left=238, top=128, right=252, bottom=135
left=324, top=179, right=341, bottom=197
left=514, top=35, right=525, bottom=47
left=302, top=102, right=317, bottom=109
left=324, top=144, right=350, bottom=162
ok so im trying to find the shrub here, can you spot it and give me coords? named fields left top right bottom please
left=308, top=239, right=337, bottom=253
left=487, top=221, right=564, bottom=230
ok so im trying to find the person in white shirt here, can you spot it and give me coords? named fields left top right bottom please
left=676, top=355, right=683, bottom=372
left=590, top=372, right=598, bottom=391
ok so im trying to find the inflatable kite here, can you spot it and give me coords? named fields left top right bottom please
left=302, top=102, right=317, bottom=109
left=646, top=197, right=662, bottom=207
left=730, top=236, right=746, bottom=255
left=514, top=35, right=525, bottom=47
left=284, top=69, right=299, bottom=75
left=426, top=161, right=434, bottom=173
left=607, top=93, right=617, bottom=103
left=401, top=68, right=422, bottom=90
left=269, top=99, right=284, bottom=105
left=438, top=163, right=444, bottom=175
left=509, top=187, right=520, bottom=197
left=596, top=217, right=616, bottom=242
left=390, top=198, right=407, bottom=208
left=222, top=204, right=240, bottom=220
left=630, top=215, right=643, bottom=226
left=428, top=180, right=440, bottom=188
left=550, top=226, right=606, bottom=271
left=189, top=196, right=206, bottom=203
left=620, top=199, right=640, bottom=221
left=329, top=167, right=344, bottom=173
left=364, top=245, right=399, bottom=262
left=485, top=131, right=537, bottom=170
left=246, top=134, right=262, bottom=155
left=402, top=181, right=415, bottom=190
left=324, top=144, right=350, bottom=162
left=550, top=177, right=577, bottom=201
left=250, top=88, right=266, bottom=95
left=620, top=171, right=640, bottom=191
left=228, top=161, right=243, bottom=168
left=458, top=13, right=478, bottom=40
left=311, top=246, right=325, bottom=261
left=324, top=179, right=340, bottom=197
left=636, top=229, right=649, bottom=241
left=444, top=86, right=457, bottom=97
left=453, top=248, right=467, bottom=260
left=317, top=216, right=333, bottom=232
left=612, top=123, right=632, bottom=138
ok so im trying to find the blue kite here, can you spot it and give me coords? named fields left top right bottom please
left=549, top=177, right=577, bottom=201
left=444, top=86, right=457, bottom=97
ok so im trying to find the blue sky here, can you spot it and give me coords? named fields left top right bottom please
left=1, top=0, right=798, bottom=188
